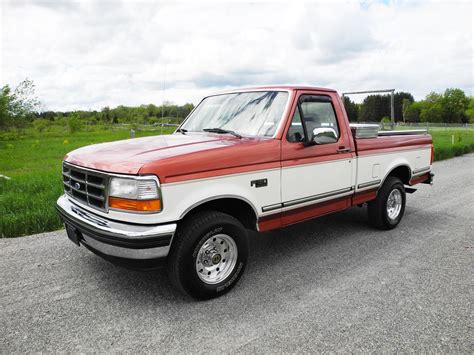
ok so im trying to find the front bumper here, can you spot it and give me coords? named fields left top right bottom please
left=56, top=195, right=176, bottom=263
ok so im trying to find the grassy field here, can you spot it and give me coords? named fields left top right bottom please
left=428, top=129, right=474, bottom=160
left=1, top=127, right=473, bottom=238
left=0, top=127, right=174, bottom=238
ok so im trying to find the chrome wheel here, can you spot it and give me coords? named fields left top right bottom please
left=386, top=189, right=402, bottom=220
left=195, top=234, right=238, bottom=285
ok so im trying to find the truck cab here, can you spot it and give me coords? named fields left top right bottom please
left=56, top=86, right=434, bottom=299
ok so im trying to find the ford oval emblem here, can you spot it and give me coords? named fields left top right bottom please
left=74, top=182, right=81, bottom=189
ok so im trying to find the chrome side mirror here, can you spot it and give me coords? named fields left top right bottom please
left=311, top=127, right=338, bottom=144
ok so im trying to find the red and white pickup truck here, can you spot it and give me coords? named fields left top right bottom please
left=56, top=86, right=434, bottom=299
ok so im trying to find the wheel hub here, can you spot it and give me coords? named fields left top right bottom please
left=386, top=188, right=402, bottom=220
left=211, top=254, right=221, bottom=264
left=195, top=234, right=238, bottom=285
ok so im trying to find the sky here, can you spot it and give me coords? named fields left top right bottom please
left=1, top=0, right=473, bottom=111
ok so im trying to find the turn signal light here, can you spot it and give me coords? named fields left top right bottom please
left=109, top=197, right=162, bottom=212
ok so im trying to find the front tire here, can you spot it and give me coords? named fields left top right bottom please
left=368, top=176, right=406, bottom=230
left=167, top=210, right=248, bottom=300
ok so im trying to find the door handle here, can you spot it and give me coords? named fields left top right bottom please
left=337, top=147, right=351, bottom=153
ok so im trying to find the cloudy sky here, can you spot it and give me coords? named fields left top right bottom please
left=1, top=0, right=472, bottom=111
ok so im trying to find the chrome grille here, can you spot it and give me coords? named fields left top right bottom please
left=62, top=162, right=108, bottom=211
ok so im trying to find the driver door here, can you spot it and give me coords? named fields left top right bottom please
left=280, top=91, right=354, bottom=226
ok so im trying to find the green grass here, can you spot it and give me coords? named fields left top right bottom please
left=1, top=126, right=473, bottom=238
left=429, top=129, right=474, bottom=160
left=0, top=126, right=175, bottom=238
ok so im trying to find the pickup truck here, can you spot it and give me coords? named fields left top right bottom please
left=56, top=86, right=434, bottom=299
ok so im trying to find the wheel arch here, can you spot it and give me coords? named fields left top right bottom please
left=179, top=195, right=259, bottom=231
left=382, top=164, right=412, bottom=186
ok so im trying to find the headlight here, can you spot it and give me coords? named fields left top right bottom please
left=108, top=177, right=162, bottom=213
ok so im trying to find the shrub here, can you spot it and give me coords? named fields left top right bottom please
left=0, top=131, right=20, bottom=141
left=67, top=114, right=82, bottom=133
left=32, top=119, right=50, bottom=133
left=453, top=143, right=464, bottom=156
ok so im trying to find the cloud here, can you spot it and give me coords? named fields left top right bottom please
left=0, top=0, right=472, bottom=111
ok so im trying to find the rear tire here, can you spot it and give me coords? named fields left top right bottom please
left=167, top=210, right=248, bottom=300
left=368, top=176, right=406, bottom=230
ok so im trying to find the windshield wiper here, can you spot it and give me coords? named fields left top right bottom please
left=203, top=128, right=242, bottom=138
left=176, top=128, right=188, bottom=135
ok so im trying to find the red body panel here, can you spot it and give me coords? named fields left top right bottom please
left=140, top=136, right=281, bottom=184
left=354, top=135, right=432, bottom=156
left=65, top=133, right=280, bottom=178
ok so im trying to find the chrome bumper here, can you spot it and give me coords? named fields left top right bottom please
left=56, top=195, right=176, bottom=261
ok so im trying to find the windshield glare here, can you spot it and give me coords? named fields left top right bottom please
left=181, top=91, right=289, bottom=137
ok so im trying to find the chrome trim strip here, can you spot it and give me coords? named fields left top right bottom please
left=283, top=187, right=353, bottom=208
left=261, top=186, right=354, bottom=212
left=412, top=166, right=431, bottom=176
left=262, top=203, right=282, bottom=213
left=280, top=190, right=354, bottom=213
left=378, top=129, right=428, bottom=136
left=357, top=179, right=381, bottom=189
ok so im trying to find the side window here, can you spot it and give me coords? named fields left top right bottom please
left=287, top=109, right=305, bottom=142
left=287, top=95, right=340, bottom=144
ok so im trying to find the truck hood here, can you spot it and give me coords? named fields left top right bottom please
left=65, top=133, right=279, bottom=179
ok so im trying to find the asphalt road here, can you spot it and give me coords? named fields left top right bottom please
left=1, top=154, right=473, bottom=352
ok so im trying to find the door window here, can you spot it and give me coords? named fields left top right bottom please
left=287, top=95, right=340, bottom=143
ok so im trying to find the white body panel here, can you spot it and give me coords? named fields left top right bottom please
left=281, top=158, right=354, bottom=201
left=158, top=168, right=281, bottom=222
left=356, top=147, right=431, bottom=191
left=64, top=146, right=431, bottom=226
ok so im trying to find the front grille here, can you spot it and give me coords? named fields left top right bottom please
left=63, top=163, right=108, bottom=211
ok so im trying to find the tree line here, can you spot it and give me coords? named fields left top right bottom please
left=343, top=88, right=473, bottom=124
left=0, top=79, right=194, bottom=132
left=1, top=79, right=473, bottom=133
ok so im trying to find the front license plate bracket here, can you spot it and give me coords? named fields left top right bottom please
left=65, top=224, right=82, bottom=246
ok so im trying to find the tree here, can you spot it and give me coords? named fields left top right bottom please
left=342, top=96, right=358, bottom=122
left=420, top=102, right=443, bottom=123
left=0, top=79, right=39, bottom=129
left=441, top=88, right=469, bottom=123
left=465, top=97, right=474, bottom=123
left=402, top=98, right=411, bottom=123
left=101, top=106, right=111, bottom=123
left=359, top=94, right=390, bottom=122
left=0, top=85, right=12, bottom=129
left=404, top=101, right=422, bottom=122
left=418, top=92, right=443, bottom=123
left=394, top=92, right=414, bottom=122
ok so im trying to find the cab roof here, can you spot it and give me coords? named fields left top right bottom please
left=211, top=85, right=337, bottom=96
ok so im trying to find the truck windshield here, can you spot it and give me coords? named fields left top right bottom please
left=181, top=91, right=289, bottom=137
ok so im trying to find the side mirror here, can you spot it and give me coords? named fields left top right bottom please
left=311, top=127, right=338, bottom=144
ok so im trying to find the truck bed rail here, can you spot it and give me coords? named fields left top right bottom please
left=378, top=129, right=428, bottom=136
